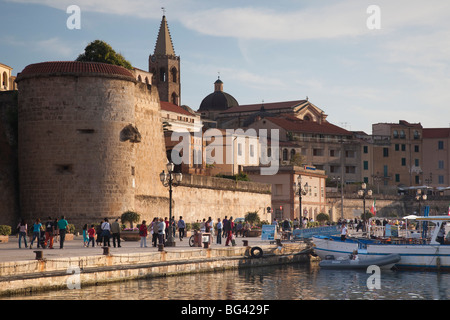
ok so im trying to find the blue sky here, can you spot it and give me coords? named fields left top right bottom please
left=2, top=0, right=450, bottom=133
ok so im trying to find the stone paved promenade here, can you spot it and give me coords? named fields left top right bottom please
left=0, top=234, right=274, bottom=263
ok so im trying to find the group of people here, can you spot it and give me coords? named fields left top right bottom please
left=82, top=218, right=122, bottom=248
left=16, top=216, right=69, bottom=249
left=137, top=217, right=172, bottom=248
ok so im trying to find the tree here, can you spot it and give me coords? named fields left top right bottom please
left=76, top=40, right=133, bottom=70
left=245, top=211, right=261, bottom=226
left=316, top=213, right=330, bottom=225
left=289, top=153, right=305, bottom=167
left=120, top=211, right=141, bottom=228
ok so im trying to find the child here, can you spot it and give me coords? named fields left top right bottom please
left=82, top=224, right=89, bottom=247
left=88, top=224, right=96, bottom=247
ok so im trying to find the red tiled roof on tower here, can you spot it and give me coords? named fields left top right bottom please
left=17, top=61, right=135, bottom=80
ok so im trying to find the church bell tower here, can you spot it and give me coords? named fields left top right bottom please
left=149, top=14, right=181, bottom=106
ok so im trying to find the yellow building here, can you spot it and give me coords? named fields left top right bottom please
left=0, top=63, right=17, bottom=91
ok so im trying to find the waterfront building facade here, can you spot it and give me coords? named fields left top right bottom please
left=245, top=165, right=327, bottom=221
left=422, top=128, right=450, bottom=195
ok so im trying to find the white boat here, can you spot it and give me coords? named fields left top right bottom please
left=319, top=254, right=401, bottom=270
left=312, top=215, right=450, bottom=270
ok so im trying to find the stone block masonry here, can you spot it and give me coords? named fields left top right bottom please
left=0, top=242, right=310, bottom=296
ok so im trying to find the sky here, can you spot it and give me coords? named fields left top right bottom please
left=2, top=0, right=450, bottom=134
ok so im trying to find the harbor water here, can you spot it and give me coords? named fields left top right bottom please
left=4, top=261, right=450, bottom=300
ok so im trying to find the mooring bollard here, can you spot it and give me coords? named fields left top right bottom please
left=33, top=250, right=43, bottom=260
left=158, top=244, right=164, bottom=251
left=242, top=240, right=249, bottom=247
left=102, top=246, right=110, bottom=255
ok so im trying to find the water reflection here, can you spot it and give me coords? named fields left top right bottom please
left=4, top=262, right=450, bottom=300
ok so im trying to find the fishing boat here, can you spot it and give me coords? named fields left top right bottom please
left=312, top=215, right=450, bottom=270
left=319, top=254, right=401, bottom=270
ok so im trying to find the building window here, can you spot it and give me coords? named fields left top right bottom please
left=159, top=67, right=166, bottom=82
left=363, top=146, right=368, bottom=154
left=395, top=174, right=400, bottom=182
left=400, top=130, right=406, bottom=139
left=438, top=141, right=444, bottom=150
left=282, top=149, right=288, bottom=161
left=415, top=159, right=419, bottom=167
left=414, top=130, right=420, bottom=139
left=415, top=176, right=420, bottom=184
left=401, top=144, right=406, bottom=151
left=363, top=161, right=369, bottom=170
left=171, top=67, right=178, bottom=83
left=414, top=145, right=419, bottom=152
left=345, top=166, right=356, bottom=174
left=383, top=148, right=389, bottom=157
left=439, top=160, right=445, bottom=170
left=364, top=177, right=369, bottom=183
left=238, top=143, right=242, bottom=156
left=345, top=150, right=355, bottom=158
left=395, top=144, right=399, bottom=151
left=313, top=148, right=323, bottom=156
left=393, top=130, right=399, bottom=138
left=250, top=145, right=255, bottom=158
left=401, top=158, right=406, bottom=166
left=439, top=175, right=445, bottom=184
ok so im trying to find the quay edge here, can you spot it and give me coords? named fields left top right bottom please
left=0, top=242, right=312, bottom=297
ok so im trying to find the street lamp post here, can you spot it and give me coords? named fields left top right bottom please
left=293, top=175, right=309, bottom=228
left=415, top=189, right=427, bottom=216
left=159, top=162, right=182, bottom=247
left=358, top=183, right=372, bottom=231
left=415, top=189, right=427, bottom=236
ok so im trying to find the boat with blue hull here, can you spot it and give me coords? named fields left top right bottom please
left=312, top=216, right=450, bottom=270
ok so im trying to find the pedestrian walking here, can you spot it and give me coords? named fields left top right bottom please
left=178, top=216, right=186, bottom=241
left=216, top=218, right=222, bottom=244
left=82, top=224, right=89, bottom=247
left=17, top=219, right=28, bottom=249
left=30, top=218, right=42, bottom=249
left=111, top=218, right=121, bottom=248
left=57, top=215, right=69, bottom=249
left=225, top=216, right=234, bottom=246
left=139, top=220, right=148, bottom=247
left=44, top=217, right=55, bottom=249
left=88, top=224, right=96, bottom=247
left=53, top=217, right=59, bottom=243
left=101, top=218, right=111, bottom=247
left=222, top=216, right=228, bottom=238
left=151, top=217, right=158, bottom=247
left=158, top=218, right=166, bottom=246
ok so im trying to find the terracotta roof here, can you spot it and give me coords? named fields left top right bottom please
left=17, top=61, right=134, bottom=80
left=161, top=101, right=195, bottom=117
left=423, top=128, right=450, bottom=139
left=265, top=116, right=352, bottom=136
left=221, top=100, right=307, bottom=114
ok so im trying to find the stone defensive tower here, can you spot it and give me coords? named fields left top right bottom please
left=16, top=61, right=169, bottom=228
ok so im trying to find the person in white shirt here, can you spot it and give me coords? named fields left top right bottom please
left=341, top=223, right=348, bottom=241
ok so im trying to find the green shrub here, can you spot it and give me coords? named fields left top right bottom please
left=245, top=211, right=260, bottom=226
left=121, top=211, right=141, bottom=228
left=0, top=225, right=12, bottom=236
left=67, top=224, right=76, bottom=234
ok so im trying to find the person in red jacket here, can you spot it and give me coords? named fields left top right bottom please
left=139, top=220, right=148, bottom=248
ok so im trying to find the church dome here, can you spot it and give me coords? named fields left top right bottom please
left=198, top=78, right=239, bottom=112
